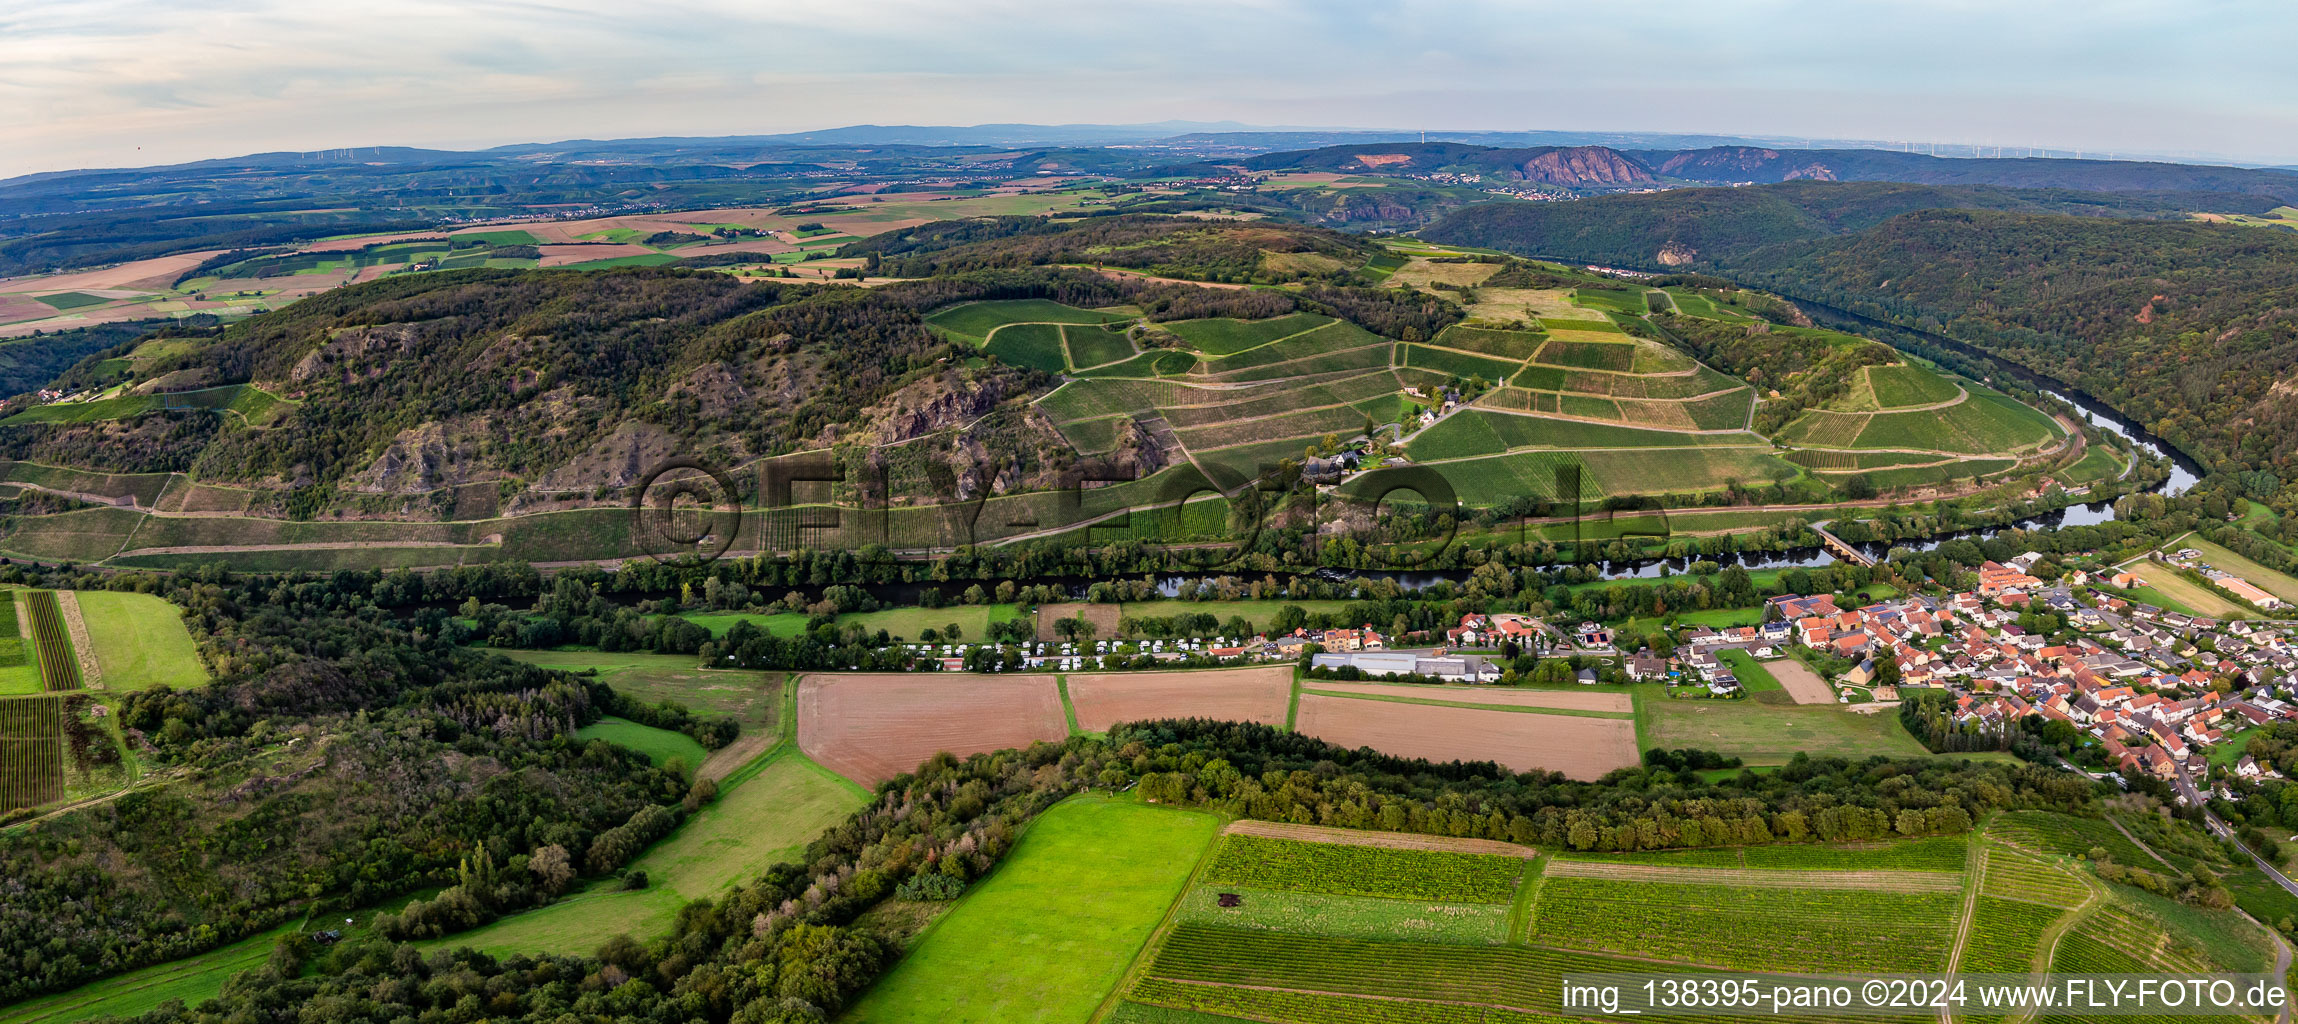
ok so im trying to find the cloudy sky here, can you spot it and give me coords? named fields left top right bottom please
left=3, top=0, right=2293, bottom=177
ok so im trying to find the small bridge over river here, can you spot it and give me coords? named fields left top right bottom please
left=1809, top=521, right=1876, bottom=567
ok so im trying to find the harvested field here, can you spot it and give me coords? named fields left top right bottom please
left=1292, top=693, right=1637, bottom=779
left=1769, top=657, right=1836, bottom=704
left=796, top=673, right=1067, bottom=786
left=1222, top=820, right=1537, bottom=858
left=1543, top=860, right=1963, bottom=891
left=538, top=244, right=658, bottom=267
left=0, top=251, right=217, bottom=294
left=1065, top=667, right=1292, bottom=732
left=1300, top=680, right=1629, bottom=713
left=1036, top=602, right=1118, bottom=640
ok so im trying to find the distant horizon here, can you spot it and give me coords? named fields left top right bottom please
left=6, top=1, right=2294, bottom=179
left=11, top=121, right=2294, bottom=182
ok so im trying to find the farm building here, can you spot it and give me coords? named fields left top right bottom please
left=1310, top=650, right=1501, bottom=683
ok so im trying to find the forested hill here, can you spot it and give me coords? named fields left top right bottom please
left=1724, top=210, right=2298, bottom=501
left=1427, top=186, right=2298, bottom=506
left=1420, top=180, right=2272, bottom=267
left=11, top=228, right=1439, bottom=517
left=1632, top=146, right=2298, bottom=199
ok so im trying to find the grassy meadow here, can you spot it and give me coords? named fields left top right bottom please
left=76, top=591, right=208, bottom=690
left=843, top=795, right=1220, bottom=1023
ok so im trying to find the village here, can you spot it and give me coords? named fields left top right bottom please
left=1705, top=555, right=2298, bottom=793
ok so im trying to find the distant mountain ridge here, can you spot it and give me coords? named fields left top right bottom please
left=1230, top=142, right=2298, bottom=198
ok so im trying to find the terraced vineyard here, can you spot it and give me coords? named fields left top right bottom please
left=1102, top=819, right=2280, bottom=1024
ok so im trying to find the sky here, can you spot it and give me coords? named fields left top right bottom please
left=3, top=0, right=2295, bottom=178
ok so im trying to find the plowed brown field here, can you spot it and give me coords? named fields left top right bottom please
left=796, top=673, right=1066, bottom=786
left=1293, top=693, right=1637, bottom=780
left=1065, top=667, right=1292, bottom=731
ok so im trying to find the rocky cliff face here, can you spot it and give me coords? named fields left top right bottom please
left=1649, top=146, right=1838, bottom=182
left=1510, top=147, right=1656, bottom=186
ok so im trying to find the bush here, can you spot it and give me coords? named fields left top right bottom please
left=895, top=873, right=967, bottom=901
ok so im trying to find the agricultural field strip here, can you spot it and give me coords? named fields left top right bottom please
left=1221, top=819, right=1539, bottom=858
left=1542, top=860, right=1963, bottom=891
left=1473, top=405, right=1761, bottom=436
left=1172, top=317, right=1349, bottom=358
left=1978, top=848, right=2095, bottom=909
left=1299, top=687, right=1635, bottom=719
left=1161, top=383, right=1404, bottom=433
left=23, top=592, right=81, bottom=691
left=1198, top=343, right=1394, bottom=382
left=1530, top=876, right=1962, bottom=974
left=1201, top=834, right=1530, bottom=903
left=1153, top=371, right=1399, bottom=424
left=1141, top=924, right=1940, bottom=1020
left=1414, top=443, right=1773, bottom=466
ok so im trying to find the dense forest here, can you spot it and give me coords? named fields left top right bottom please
left=1422, top=180, right=2261, bottom=268
left=833, top=214, right=1382, bottom=284
left=1724, top=210, right=2298, bottom=507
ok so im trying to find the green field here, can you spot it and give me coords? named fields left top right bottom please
left=985, top=323, right=1070, bottom=373
left=1405, top=410, right=1510, bottom=459
left=447, top=229, right=542, bottom=246
left=2169, top=535, right=2298, bottom=605
left=926, top=300, right=1127, bottom=342
left=496, top=649, right=779, bottom=726
left=1536, top=339, right=1636, bottom=371
left=1064, top=324, right=1136, bottom=368
left=1172, top=884, right=1513, bottom=945
left=75, top=591, right=207, bottom=690
left=31, top=292, right=109, bottom=311
left=1163, top=313, right=1332, bottom=356
left=1633, top=684, right=1929, bottom=764
left=0, top=589, right=36, bottom=694
left=1399, top=343, right=1524, bottom=382
left=1533, top=875, right=1961, bottom=973
left=1434, top=325, right=1545, bottom=360
left=1576, top=447, right=1799, bottom=496
left=1375, top=450, right=1601, bottom=505
left=1717, top=648, right=1781, bottom=695
left=844, top=795, right=1220, bottom=1023
left=573, top=716, right=707, bottom=769
left=1864, top=363, right=1963, bottom=407
left=1483, top=411, right=1762, bottom=450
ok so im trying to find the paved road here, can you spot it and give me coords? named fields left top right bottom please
left=2179, top=765, right=2298, bottom=901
